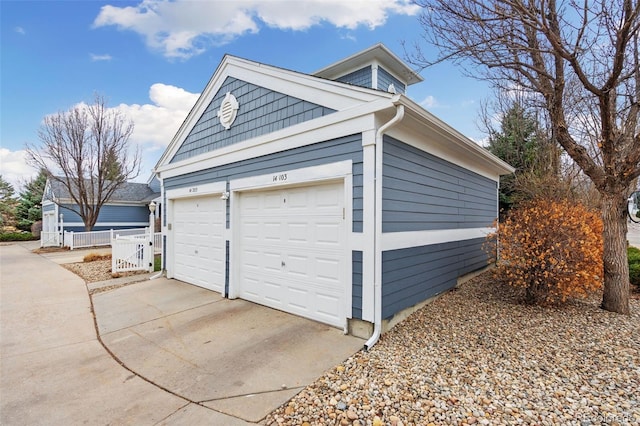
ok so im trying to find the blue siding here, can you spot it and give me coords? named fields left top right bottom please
left=165, top=134, right=364, bottom=232
left=337, top=66, right=372, bottom=88
left=171, top=77, right=336, bottom=163
left=381, top=238, right=487, bottom=319
left=43, top=203, right=55, bottom=213
left=377, top=67, right=406, bottom=94
left=148, top=177, right=161, bottom=193
left=382, top=136, right=498, bottom=232
left=58, top=204, right=149, bottom=231
left=352, top=251, right=363, bottom=319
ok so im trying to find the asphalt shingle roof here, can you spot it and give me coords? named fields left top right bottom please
left=49, top=178, right=159, bottom=204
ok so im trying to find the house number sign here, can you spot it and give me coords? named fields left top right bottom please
left=272, top=173, right=287, bottom=183
left=188, top=187, right=198, bottom=193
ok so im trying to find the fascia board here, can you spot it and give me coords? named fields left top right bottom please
left=155, top=56, right=233, bottom=169
left=55, top=198, right=147, bottom=207
left=229, top=57, right=388, bottom=105
left=398, top=96, right=515, bottom=176
left=155, top=55, right=392, bottom=170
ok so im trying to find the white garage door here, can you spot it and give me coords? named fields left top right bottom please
left=238, top=182, right=346, bottom=327
left=173, top=196, right=225, bottom=293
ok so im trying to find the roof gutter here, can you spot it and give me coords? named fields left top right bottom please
left=364, top=99, right=404, bottom=351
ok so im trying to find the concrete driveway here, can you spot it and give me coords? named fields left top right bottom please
left=1, top=242, right=364, bottom=425
left=93, top=279, right=364, bottom=423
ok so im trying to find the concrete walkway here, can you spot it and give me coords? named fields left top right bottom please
left=0, top=243, right=252, bottom=425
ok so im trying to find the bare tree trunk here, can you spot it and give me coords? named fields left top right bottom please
left=601, top=193, right=630, bottom=314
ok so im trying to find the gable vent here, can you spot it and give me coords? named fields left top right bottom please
left=217, top=92, right=239, bottom=130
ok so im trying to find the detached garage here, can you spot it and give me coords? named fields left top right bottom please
left=154, top=44, right=513, bottom=345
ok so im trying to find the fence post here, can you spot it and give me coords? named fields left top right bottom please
left=148, top=202, right=156, bottom=272
left=69, top=231, right=74, bottom=250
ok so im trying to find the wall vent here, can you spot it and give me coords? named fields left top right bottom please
left=218, top=92, right=239, bottom=130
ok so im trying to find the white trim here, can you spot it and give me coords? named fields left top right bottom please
left=228, top=160, right=353, bottom=328
left=372, top=63, right=379, bottom=90
left=52, top=199, right=152, bottom=208
left=229, top=161, right=352, bottom=192
left=360, top=132, right=376, bottom=321
left=62, top=222, right=150, bottom=228
left=381, top=227, right=495, bottom=252
left=165, top=181, right=227, bottom=199
left=157, top=103, right=383, bottom=179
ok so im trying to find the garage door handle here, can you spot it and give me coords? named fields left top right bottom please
left=281, top=261, right=285, bottom=267
left=195, top=250, right=198, bottom=254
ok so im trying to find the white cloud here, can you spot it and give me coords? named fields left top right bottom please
left=93, top=0, right=420, bottom=59
left=0, top=148, right=37, bottom=191
left=116, top=84, right=199, bottom=178
left=15, top=26, right=25, bottom=35
left=90, top=53, right=113, bottom=61
left=116, top=83, right=199, bottom=152
left=419, top=95, right=438, bottom=108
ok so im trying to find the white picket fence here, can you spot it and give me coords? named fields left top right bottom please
left=111, top=232, right=162, bottom=273
left=63, top=228, right=150, bottom=250
left=112, top=238, right=150, bottom=273
left=40, top=231, right=60, bottom=247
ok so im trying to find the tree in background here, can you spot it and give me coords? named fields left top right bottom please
left=26, top=95, right=141, bottom=231
left=410, top=0, right=639, bottom=314
left=15, top=170, right=48, bottom=232
left=483, top=100, right=560, bottom=211
left=0, top=175, right=17, bottom=229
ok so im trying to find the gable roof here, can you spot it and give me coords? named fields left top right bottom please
left=154, top=44, right=513, bottom=179
left=46, top=177, right=158, bottom=204
left=155, top=53, right=394, bottom=169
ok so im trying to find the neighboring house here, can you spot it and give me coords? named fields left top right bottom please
left=41, top=176, right=160, bottom=233
left=154, top=44, right=514, bottom=342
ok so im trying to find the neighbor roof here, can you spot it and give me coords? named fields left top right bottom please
left=48, top=178, right=158, bottom=204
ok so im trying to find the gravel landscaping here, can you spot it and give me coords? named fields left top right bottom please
left=265, top=274, right=640, bottom=426
left=63, top=259, right=148, bottom=283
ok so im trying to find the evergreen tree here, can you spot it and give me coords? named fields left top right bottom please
left=16, top=170, right=48, bottom=231
left=0, top=175, right=17, bottom=228
left=486, top=104, right=557, bottom=211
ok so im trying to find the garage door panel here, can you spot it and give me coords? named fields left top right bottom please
left=173, top=196, right=224, bottom=294
left=238, top=182, right=345, bottom=327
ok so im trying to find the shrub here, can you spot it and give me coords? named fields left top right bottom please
left=486, top=198, right=603, bottom=304
left=0, top=232, right=37, bottom=242
left=83, top=252, right=112, bottom=262
left=628, top=246, right=640, bottom=288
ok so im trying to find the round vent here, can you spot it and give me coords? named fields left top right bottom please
left=217, top=92, right=239, bottom=130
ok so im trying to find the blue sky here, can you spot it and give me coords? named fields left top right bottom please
left=1, top=0, right=491, bottom=190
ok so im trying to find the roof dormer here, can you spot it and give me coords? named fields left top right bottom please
left=312, top=43, right=423, bottom=95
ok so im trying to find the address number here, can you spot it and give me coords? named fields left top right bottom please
left=272, top=173, right=287, bottom=182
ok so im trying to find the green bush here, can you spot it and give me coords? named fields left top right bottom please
left=628, top=246, right=640, bottom=288
left=0, top=232, right=37, bottom=242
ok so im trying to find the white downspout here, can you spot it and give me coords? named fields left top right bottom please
left=364, top=100, right=404, bottom=351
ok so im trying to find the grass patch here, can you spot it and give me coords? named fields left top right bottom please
left=154, top=254, right=161, bottom=272
left=629, top=246, right=640, bottom=288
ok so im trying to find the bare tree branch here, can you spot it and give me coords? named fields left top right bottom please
left=25, top=94, right=140, bottom=231
left=410, top=0, right=639, bottom=314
